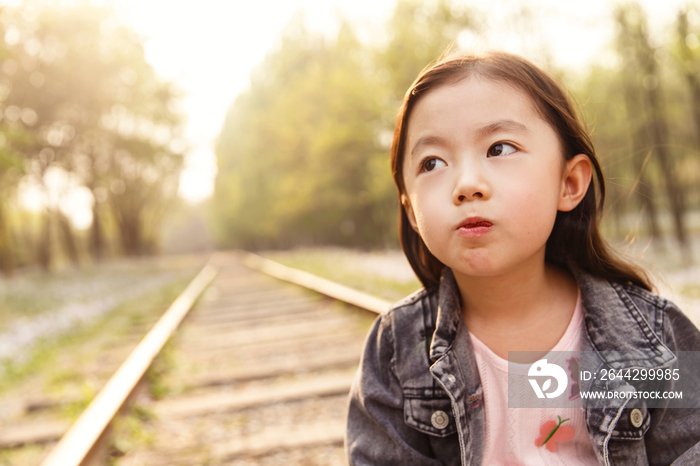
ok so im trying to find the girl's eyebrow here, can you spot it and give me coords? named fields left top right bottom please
left=476, top=119, right=530, bottom=139
left=410, top=135, right=449, bottom=160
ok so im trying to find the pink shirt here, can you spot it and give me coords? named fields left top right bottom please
left=468, top=291, right=599, bottom=465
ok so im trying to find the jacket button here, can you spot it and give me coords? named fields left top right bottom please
left=431, top=410, right=449, bottom=429
left=630, top=408, right=644, bottom=428
left=447, top=374, right=456, bottom=383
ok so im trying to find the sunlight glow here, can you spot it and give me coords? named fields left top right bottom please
left=6, top=0, right=691, bottom=222
left=178, top=147, right=218, bottom=203
left=17, top=168, right=94, bottom=230
left=107, top=0, right=690, bottom=204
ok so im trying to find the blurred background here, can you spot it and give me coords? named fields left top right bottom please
left=0, top=0, right=699, bottom=270
left=1, top=0, right=700, bottom=461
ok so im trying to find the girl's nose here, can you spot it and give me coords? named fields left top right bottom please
left=452, top=164, right=490, bottom=204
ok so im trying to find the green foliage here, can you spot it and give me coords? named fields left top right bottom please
left=681, top=283, right=700, bottom=299
left=216, top=18, right=386, bottom=248
left=109, top=404, right=156, bottom=462
left=146, top=340, right=176, bottom=400
left=0, top=270, right=197, bottom=394
left=214, top=2, right=474, bottom=250
left=0, top=3, right=185, bottom=272
left=379, top=0, right=473, bottom=106
left=213, top=0, right=700, bottom=252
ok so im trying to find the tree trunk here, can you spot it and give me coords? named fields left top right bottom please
left=644, top=81, right=689, bottom=252
left=57, top=211, right=80, bottom=266
left=621, top=81, right=661, bottom=239
left=616, top=5, right=691, bottom=263
left=0, top=200, right=15, bottom=276
left=38, top=210, right=51, bottom=271
left=677, top=11, right=700, bottom=152
left=118, top=213, right=142, bottom=256
left=89, top=189, right=105, bottom=262
left=634, top=12, right=690, bottom=260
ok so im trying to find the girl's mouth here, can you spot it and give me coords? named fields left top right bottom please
left=457, top=217, right=493, bottom=238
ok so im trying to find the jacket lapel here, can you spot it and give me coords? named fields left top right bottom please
left=429, top=268, right=484, bottom=466
left=573, top=267, right=675, bottom=465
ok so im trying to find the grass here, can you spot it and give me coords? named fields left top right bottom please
left=0, top=269, right=199, bottom=400
left=146, top=340, right=177, bottom=401
left=0, top=258, right=197, bottom=333
left=261, top=241, right=700, bottom=305
left=681, top=284, right=700, bottom=300
left=0, top=261, right=202, bottom=465
left=109, top=404, right=157, bottom=464
left=0, top=443, right=49, bottom=466
left=261, top=248, right=422, bottom=302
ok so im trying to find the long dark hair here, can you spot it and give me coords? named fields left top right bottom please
left=391, top=51, right=652, bottom=291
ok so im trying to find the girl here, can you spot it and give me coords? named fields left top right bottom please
left=346, top=51, right=700, bottom=465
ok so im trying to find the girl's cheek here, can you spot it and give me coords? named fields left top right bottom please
left=411, top=197, right=439, bottom=236
left=415, top=173, right=447, bottom=197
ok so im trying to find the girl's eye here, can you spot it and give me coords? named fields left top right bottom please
left=487, top=142, right=517, bottom=157
left=420, top=157, right=446, bottom=172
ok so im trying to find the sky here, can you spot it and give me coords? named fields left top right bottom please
left=6, top=0, right=693, bottom=227
left=110, top=0, right=687, bottom=203
left=114, top=0, right=397, bottom=204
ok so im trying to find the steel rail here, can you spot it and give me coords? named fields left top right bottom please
left=40, top=251, right=389, bottom=465
left=40, top=260, right=219, bottom=466
left=237, top=250, right=391, bottom=315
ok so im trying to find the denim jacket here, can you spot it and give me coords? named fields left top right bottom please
left=346, top=266, right=700, bottom=465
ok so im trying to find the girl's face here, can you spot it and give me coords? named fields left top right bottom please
left=401, top=76, right=584, bottom=280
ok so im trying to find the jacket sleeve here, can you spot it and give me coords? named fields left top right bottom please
left=345, top=311, right=443, bottom=466
left=647, top=299, right=700, bottom=466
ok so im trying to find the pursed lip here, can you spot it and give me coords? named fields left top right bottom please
left=456, top=216, right=493, bottom=238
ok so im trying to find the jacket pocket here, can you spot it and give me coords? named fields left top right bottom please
left=611, top=405, right=651, bottom=440
left=404, top=394, right=457, bottom=437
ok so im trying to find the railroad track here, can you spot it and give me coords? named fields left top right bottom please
left=3, top=252, right=390, bottom=465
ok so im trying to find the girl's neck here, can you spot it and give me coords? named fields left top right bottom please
left=453, top=255, right=579, bottom=355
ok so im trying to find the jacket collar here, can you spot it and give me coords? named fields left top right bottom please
left=429, top=267, right=463, bottom=362
left=429, top=265, right=675, bottom=369
left=570, top=265, right=674, bottom=369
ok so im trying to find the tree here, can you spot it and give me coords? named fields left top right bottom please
left=0, top=4, right=185, bottom=268
left=614, top=3, right=690, bottom=257
left=215, top=18, right=390, bottom=249
left=673, top=5, right=700, bottom=219
left=379, top=0, right=473, bottom=108
left=214, top=2, right=475, bottom=251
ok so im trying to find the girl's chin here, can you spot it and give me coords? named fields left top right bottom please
left=452, top=268, right=501, bottom=279
left=447, top=257, right=499, bottom=278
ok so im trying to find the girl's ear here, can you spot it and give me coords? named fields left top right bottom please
left=558, top=154, right=593, bottom=212
left=401, top=194, right=420, bottom=232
